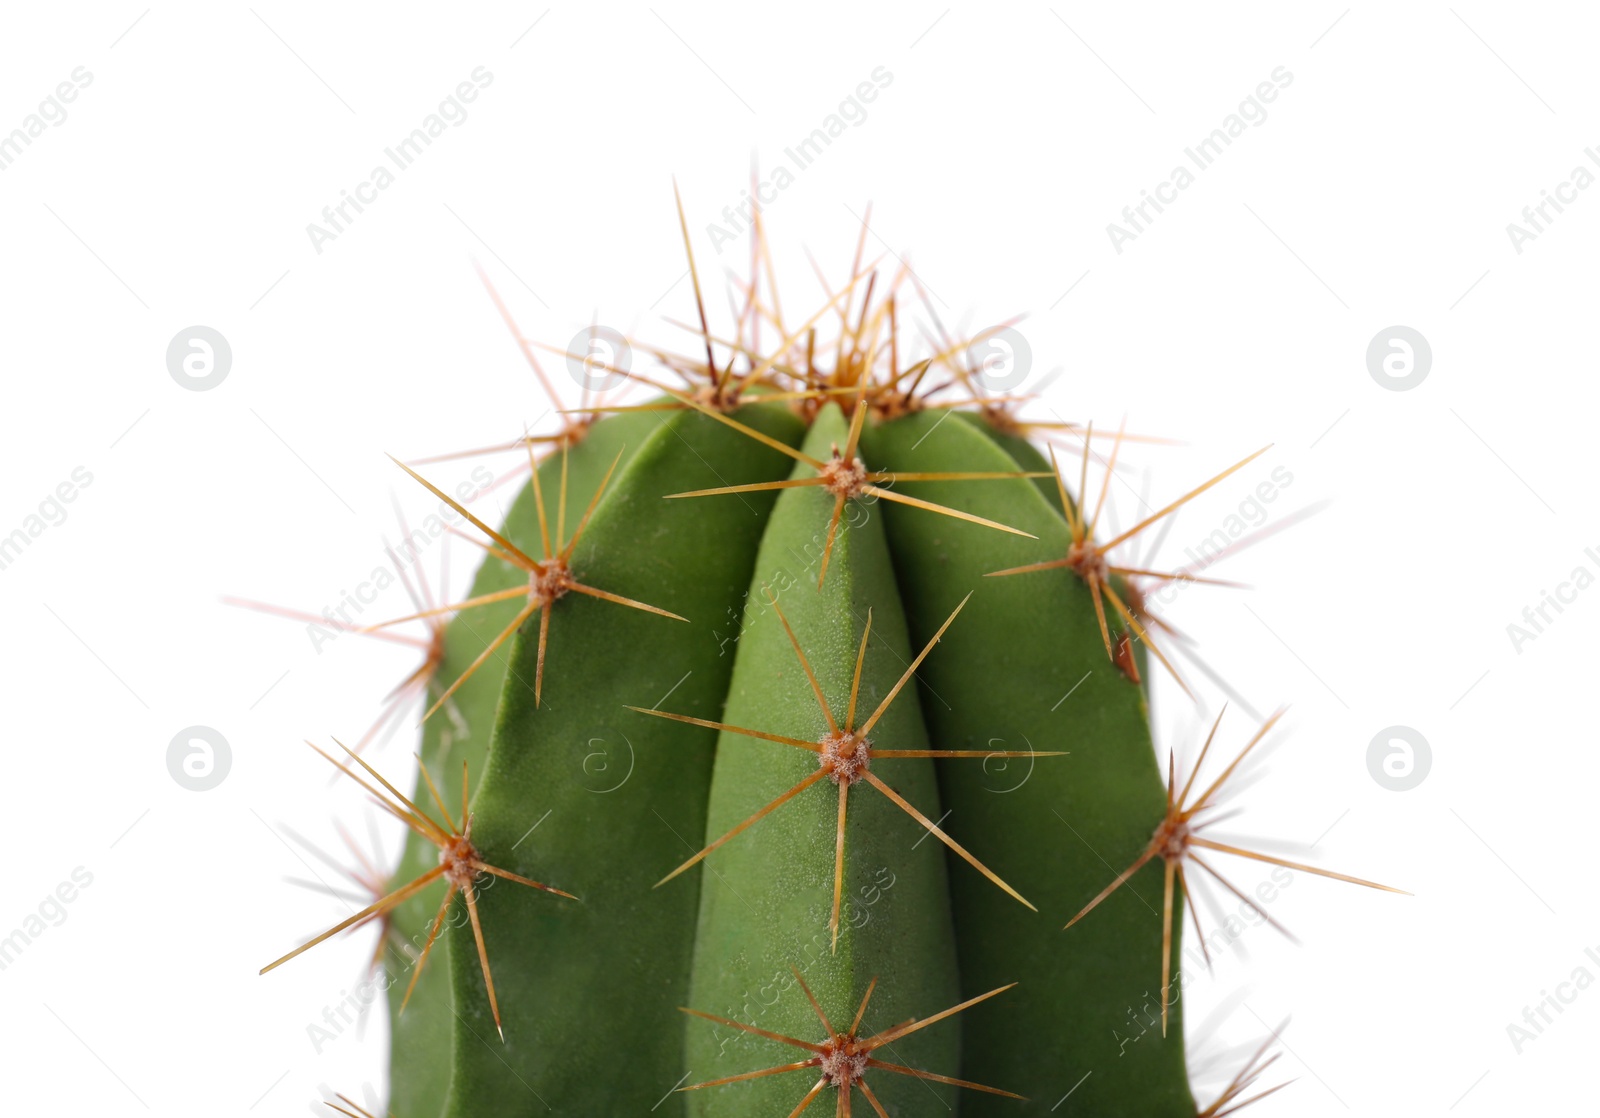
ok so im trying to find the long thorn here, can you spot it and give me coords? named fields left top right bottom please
left=764, top=589, right=839, bottom=733
left=1100, top=447, right=1272, bottom=552
left=861, top=594, right=968, bottom=735
left=863, top=486, right=1036, bottom=540
left=656, top=771, right=829, bottom=886
left=626, top=707, right=822, bottom=752
left=863, top=772, right=1033, bottom=910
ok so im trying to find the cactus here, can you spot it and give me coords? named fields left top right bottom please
left=257, top=193, right=1402, bottom=1116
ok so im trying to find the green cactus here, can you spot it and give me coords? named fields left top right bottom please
left=259, top=202, right=1401, bottom=1117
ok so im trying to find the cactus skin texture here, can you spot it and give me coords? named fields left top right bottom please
left=257, top=214, right=1400, bottom=1118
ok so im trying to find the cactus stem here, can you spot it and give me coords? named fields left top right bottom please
left=261, top=742, right=575, bottom=1044
left=1064, top=707, right=1407, bottom=1036
left=634, top=590, right=1056, bottom=942
left=370, top=445, right=686, bottom=712
left=679, top=971, right=1024, bottom=1110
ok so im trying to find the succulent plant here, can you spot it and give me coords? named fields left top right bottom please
left=256, top=189, right=1401, bottom=1116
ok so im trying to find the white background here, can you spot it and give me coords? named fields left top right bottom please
left=0, top=2, right=1592, bottom=1115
